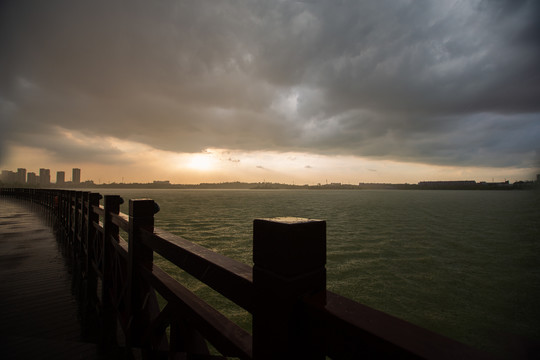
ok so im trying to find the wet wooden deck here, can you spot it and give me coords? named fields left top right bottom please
left=0, top=198, right=100, bottom=359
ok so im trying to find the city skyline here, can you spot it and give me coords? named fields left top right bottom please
left=1, top=1, right=539, bottom=184
left=1, top=167, right=82, bottom=185
left=1, top=165, right=538, bottom=188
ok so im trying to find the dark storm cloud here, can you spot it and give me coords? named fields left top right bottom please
left=1, top=0, right=539, bottom=168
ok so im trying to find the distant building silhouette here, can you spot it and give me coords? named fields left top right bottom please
left=57, top=171, right=65, bottom=185
left=1, top=170, right=16, bottom=183
left=153, top=180, right=171, bottom=185
left=39, top=168, right=51, bottom=186
left=27, top=172, right=38, bottom=185
left=418, top=180, right=476, bottom=186
left=17, top=168, right=26, bottom=184
left=72, top=168, right=81, bottom=184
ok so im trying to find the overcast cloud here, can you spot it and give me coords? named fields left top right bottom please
left=1, top=0, right=539, bottom=169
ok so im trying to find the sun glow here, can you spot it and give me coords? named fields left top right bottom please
left=186, top=153, right=215, bottom=171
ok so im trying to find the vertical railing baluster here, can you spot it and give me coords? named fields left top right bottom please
left=126, top=199, right=167, bottom=354
left=102, top=195, right=121, bottom=344
left=81, top=192, right=101, bottom=340
left=126, top=199, right=155, bottom=348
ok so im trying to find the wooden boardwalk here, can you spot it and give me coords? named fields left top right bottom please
left=0, top=198, right=100, bottom=359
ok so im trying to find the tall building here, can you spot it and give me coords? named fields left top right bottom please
left=39, top=168, right=51, bottom=186
left=72, top=168, right=81, bottom=184
left=17, top=168, right=27, bottom=184
left=27, top=172, right=38, bottom=185
left=56, top=171, right=65, bottom=185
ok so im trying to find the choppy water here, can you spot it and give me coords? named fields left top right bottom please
left=98, top=188, right=540, bottom=356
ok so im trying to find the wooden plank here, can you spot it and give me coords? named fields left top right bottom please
left=0, top=198, right=100, bottom=359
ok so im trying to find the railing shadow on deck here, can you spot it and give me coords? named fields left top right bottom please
left=0, top=188, right=493, bottom=359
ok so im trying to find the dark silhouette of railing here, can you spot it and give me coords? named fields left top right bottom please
left=0, top=188, right=491, bottom=359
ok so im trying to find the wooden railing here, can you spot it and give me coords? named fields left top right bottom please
left=0, top=188, right=491, bottom=359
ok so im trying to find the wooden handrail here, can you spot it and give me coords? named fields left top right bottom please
left=111, top=212, right=129, bottom=231
left=92, top=204, right=105, bottom=217
left=0, top=188, right=493, bottom=359
left=141, top=227, right=254, bottom=312
left=304, top=291, right=492, bottom=359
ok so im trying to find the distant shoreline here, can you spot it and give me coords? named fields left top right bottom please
left=2, top=180, right=538, bottom=191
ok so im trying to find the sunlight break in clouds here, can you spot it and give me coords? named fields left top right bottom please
left=185, top=151, right=217, bottom=172
left=0, top=136, right=534, bottom=184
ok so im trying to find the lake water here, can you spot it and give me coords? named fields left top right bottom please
left=96, top=188, right=540, bottom=356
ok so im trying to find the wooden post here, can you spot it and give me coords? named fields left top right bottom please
left=51, top=190, right=59, bottom=226
left=57, top=191, right=63, bottom=239
left=126, top=199, right=156, bottom=347
left=81, top=192, right=89, bottom=250
left=71, top=191, right=82, bottom=285
left=75, top=192, right=83, bottom=253
left=252, top=217, right=327, bottom=360
left=82, top=192, right=101, bottom=340
left=68, top=191, right=76, bottom=248
left=76, top=191, right=85, bottom=251
left=102, top=195, right=121, bottom=344
left=86, top=193, right=100, bottom=270
left=70, top=192, right=83, bottom=310
left=61, top=191, right=69, bottom=240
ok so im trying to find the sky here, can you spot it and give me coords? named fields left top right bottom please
left=1, top=0, right=539, bottom=185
